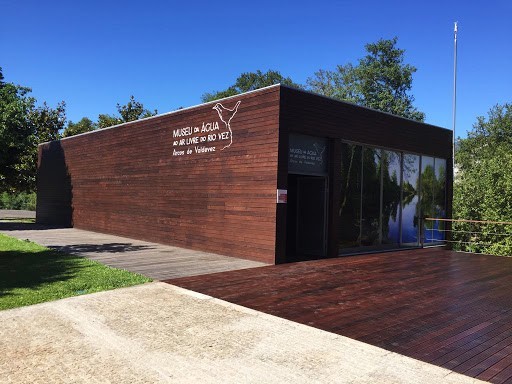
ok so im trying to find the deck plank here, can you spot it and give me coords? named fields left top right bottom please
left=1, top=226, right=269, bottom=280
left=166, top=247, right=512, bottom=383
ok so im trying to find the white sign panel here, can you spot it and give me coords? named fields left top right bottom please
left=172, top=100, right=241, bottom=156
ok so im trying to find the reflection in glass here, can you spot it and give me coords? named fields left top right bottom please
left=420, top=156, right=435, bottom=243
left=425, top=158, right=447, bottom=242
left=339, top=144, right=362, bottom=249
left=401, top=154, right=420, bottom=244
left=361, top=148, right=381, bottom=246
left=338, top=143, right=447, bottom=252
left=382, top=150, right=401, bottom=244
left=433, top=158, right=447, bottom=241
left=420, top=157, right=447, bottom=243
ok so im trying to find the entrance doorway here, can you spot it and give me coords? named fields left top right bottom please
left=287, top=174, right=327, bottom=260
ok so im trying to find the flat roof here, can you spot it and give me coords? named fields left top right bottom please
left=43, top=84, right=450, bottom=145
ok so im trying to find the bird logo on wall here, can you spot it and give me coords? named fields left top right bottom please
left=212, top=100, right=241, bottom=150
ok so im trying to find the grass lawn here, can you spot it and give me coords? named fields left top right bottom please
left=0, top=233, right=152, bottom=310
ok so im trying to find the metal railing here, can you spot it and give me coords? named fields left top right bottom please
left=421, top=217, right=512, bottom=256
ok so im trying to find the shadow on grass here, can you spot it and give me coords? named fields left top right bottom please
left=0, top=248, right=80, bottom=295
left=49, top=243, right=154, bottom=254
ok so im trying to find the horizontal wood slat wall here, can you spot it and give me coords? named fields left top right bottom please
left=37, top=87, right=280, bottom=263
left=279, top=86, right=453, bottom=159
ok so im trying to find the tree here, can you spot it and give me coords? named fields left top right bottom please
left=25, top=101, right=66, bottom=190
left=117, top=95, right=157, bottom=122
left=456, top=103, right=512, bottom=172
left=28, top=101, right=66, bottom=144
left=0, top=67, right=65, bottom=192
left=97, top=95, right=157, bottom=128
left=0, top=69, right=35, bottom=192
left=453, top=102, right=512, bottom=255
left=307, top=37, right=425, bottom=121
left=202, top=70, right=301, bottom=102
left=63, top=117, right=97, bottom=137
left=97, top=113, right=122, bottom=129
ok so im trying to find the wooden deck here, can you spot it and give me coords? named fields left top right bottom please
left=1, top=225, right=268, bottom=280
left=166, top=248, right=512, bottom=383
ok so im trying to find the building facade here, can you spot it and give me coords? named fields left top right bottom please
left=37, top=85, right=452, bottom=264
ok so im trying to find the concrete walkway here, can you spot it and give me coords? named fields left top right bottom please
left=1, top=225, right=267, bottom=280
left=0, top=282, right=483, bottom=384
left=0, top=209, right=35, bottom=220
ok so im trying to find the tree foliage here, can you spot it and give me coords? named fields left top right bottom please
left=453, top=102, right=512, bottom=255
left=0, top=191, right=36, bottom=210
left=0, top=67, right=65, bottom=192
left=97, top=113, right=122, bottom=129
left=0, top=75, right=34, bottom=192
left=28, top=101, right=66, bottom=144
left=97, top=95, right=157, bottom=128
left=63, top=117, right=97, bottom=138
left=307, top=37, right=425, bottom=121
left=201, top=70, right=301, bottom=103
left=0, top=66, right=158, bottom=193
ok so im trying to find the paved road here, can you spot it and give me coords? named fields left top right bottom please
left=0, top=283, right=483, bottom=384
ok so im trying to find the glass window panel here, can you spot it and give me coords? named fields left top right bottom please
left=339, top=143, right=362, bottom=250
left=339, top=146, right=444, bottom=250
left=382, top=150, right=401, bottom=244
left=361, top=148, right=381, bottom=246
left=420, top=156, right=435, bottom=243
left=432, top=158, right=447, bottom=241
left=401, top=154, right=420, bottom=244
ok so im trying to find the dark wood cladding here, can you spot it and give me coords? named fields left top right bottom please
left=37, top=87, right=280, bottom=263
left=37, top=85, right=453, bottom=264
left=279, top=86, right=452, bottom=159
left=278, top=86, right=453, bottom=261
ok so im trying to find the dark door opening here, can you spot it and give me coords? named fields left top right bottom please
left=287, top=174, right=327, bottom=261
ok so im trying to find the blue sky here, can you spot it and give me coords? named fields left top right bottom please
left=1, top=0, right=511, bottom=138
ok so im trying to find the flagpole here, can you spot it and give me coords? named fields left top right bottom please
left=452, top=21, right=458, bottom=175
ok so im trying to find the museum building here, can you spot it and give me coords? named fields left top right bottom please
left=36, top=85, right=453, bottom=264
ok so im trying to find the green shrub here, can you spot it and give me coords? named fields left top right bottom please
left=0, top=192, right=36, bottom=210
